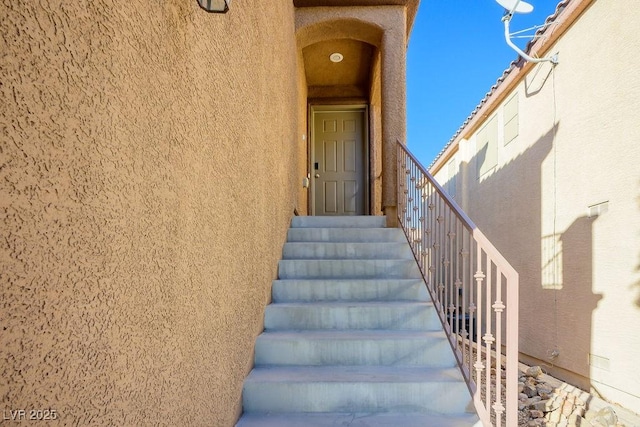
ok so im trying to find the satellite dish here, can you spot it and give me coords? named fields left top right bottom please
left=496, top=0, right=534, bottom=14
left=495, top=0, right=558, bottom=64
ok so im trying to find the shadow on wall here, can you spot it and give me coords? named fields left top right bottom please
left=559, top=216, right=603, bottom=369
left=524, top=59, right=554, bottom=98
left=462, top=124, right=558, bottom=286
left=440, top=121, right=603, bottom=386
left=635, top=187, right=640, bottom=307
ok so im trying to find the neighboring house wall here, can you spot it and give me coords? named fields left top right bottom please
left=432, top=0, right=640, bottom=411
left=1, top=1, right=302, bottom=425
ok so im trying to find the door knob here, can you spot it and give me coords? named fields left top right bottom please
left=315, top=173, right=320, bottom=178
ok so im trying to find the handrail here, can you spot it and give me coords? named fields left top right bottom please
left=396, top=141, right=519, bottom=427
left=399, top=139, right=478, bottom=229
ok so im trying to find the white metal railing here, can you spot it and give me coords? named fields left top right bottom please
left=397, top=142, right=519, bottom=427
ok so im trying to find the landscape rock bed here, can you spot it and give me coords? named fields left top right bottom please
left=517, top=366, right=625, bottom=427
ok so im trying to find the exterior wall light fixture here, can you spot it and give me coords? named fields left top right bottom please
left=197, top=0, right=231, bottom=13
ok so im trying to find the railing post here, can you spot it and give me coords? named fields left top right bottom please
left=506, top=269, right=519, bottom=427
left=493, top=268, right=506, bottom=427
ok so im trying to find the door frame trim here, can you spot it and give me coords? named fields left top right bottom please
left=309, top=104, right=370, bottom=216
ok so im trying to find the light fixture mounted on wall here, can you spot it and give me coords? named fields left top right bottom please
left=197, top=0, right=231, bottom=13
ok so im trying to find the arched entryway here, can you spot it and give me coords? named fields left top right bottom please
left=295, top=6, right=409, bottom=222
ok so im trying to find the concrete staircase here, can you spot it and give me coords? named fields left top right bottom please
left=236, top=216, right=480, bottom=427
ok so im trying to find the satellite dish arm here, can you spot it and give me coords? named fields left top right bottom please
left=502, top=14, right=559, bottom=64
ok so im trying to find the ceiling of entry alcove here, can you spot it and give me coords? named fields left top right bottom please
left=303, top=38, right=374, bottom=97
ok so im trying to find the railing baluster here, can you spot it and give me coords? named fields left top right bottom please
left=484, top=255, right=493, bottom=415
left=494, top=268, right=505, bottom=427
left=455, top=218, right=462, bottom=346
left=446, top=208, right=453, bottom=333
left=438, top=195, right=442, bottom=310
left=474, top=242, right=485, bottom=415
left=430, top=194, right=435, bottom=300
left=460, top=225, right=468, bottom=368
left=468, top=231, right=475, bottom=385
left=443, top=205, right=450, bottom=330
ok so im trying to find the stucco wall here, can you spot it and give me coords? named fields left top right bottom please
left=435, top=0, right=640, bottom=411
left=1, top=1, right=300, bottom=425
left=296, top=48, right=310, bottom=214
left=370, top=49, right=384, bottom=215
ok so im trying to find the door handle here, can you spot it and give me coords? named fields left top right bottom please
left=315, top=173, right=320, bottom=178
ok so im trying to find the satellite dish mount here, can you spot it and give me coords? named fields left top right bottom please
left=496, top=0, right=559, bottom=64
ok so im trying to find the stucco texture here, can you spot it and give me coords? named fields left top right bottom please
left=1, top=1, right=300, bottom=425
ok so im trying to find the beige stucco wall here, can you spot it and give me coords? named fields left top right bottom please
left=296, top=48, right=310, bottom=214
left=1, top=1, right=301, bottom=425
left=434, top=0, right=640, bottom=411
left=370, top=49, right=384, bottom=215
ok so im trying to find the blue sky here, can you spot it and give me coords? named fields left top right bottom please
left=406, top=0, right=561, bottom=166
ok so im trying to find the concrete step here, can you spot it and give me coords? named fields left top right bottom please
left=241, top=365, right=472, bottom=414
left=291, top=216, right=387, bottom=229
left=264, top=301, right=441, bottom=331
left=278, top=259, right=421, bottom=279
left=236, top=412, right=481, bottom=427
left=282, top=242, right=414, bottom=260
left=254, top=330, right=455, bottom=367
left=271, top=279, right=429, bottom=302
left=287, top=227, right=407, bottom=243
